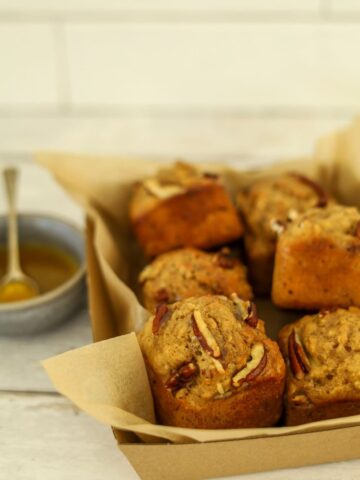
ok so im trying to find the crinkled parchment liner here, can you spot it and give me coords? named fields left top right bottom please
left=40, top=118, right=360, bottom=444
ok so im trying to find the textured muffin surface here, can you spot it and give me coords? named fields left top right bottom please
left=272, top=205, right=360, bottom=310
left=138, top=295, right=285, bottom=428
left=237, top=172, right=330, bottom=294
left=238, top=172, right=327, bottom=241
left=279, top=307, right=360, bottom=425
left=139, top=247, right=253, bottom=312
left=130, top=162, right=214, bottom=219
left=280, top=204, right=360, bottom=244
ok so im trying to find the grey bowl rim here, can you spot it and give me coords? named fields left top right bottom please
left=0, top=212, right=86, bottom=312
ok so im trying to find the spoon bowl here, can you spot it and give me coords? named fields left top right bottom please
left=0, top=274, right=39, bottom=303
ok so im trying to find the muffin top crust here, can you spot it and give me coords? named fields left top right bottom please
left=139, top=247, right=253, bottom=312
left=279, top=307, right=360, bottom=406
left=237, top=172, right=330, bottom=244
left=130, top=161, right=222, bottom=218
left=281, top=205, right=360, bottom=245
left=138, top=295, right=284, bottom=405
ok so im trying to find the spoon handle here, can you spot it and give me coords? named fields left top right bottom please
left=3, top=168, right=21, bottom=276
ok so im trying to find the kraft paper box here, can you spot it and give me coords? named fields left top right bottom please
left=40, top=119, right=360, bottom=480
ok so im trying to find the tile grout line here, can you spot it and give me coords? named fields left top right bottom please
left=321, top=0, right=333, bottom=17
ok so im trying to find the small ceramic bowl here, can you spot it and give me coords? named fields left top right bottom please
left=0, top=214, right=86, bottom=335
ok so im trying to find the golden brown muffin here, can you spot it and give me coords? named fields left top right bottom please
left=272, top=205, right=360, bottom=310
left=139, top=247, right=253, bottom=312
left=278, top=308, right=360, bottom=426
left=237, top=172, right=330, bottom=295
left=138, top=295, right=285, bottom=429
left=130, top=162, right=243, bottom=257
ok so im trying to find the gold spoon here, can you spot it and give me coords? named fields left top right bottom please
left=0, top=168, right=39, bottom=303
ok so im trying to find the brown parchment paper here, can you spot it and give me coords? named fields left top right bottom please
left=41, top=118, right=360, bottom=445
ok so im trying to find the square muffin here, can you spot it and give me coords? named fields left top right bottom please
left=278, top=308, right=360, bottom=426
left=237, top=172, right=330, bottom=295
left=130, top=162, right=243, bottom=257
left=272, top=205, right=360, bottom=310
left=139, top=247, right=253, bottom=312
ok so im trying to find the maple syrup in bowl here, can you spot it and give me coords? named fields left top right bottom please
left=0, top=214, right=86, bottom=335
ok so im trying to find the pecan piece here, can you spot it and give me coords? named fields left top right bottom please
left=217, top=248, right=236, bottom=269
left=354, top=221, right=360, bottom=239
left=154, top=288, right=169, bottom=303
left=287, top=208, right=299, bottom=221
left=211, top=357, right=225, bottom=374
left=231, top=293, right=249, bottom=321
left=291, top=173, right=328, bottom=208
left=216, top=382, right=225, bottom=395
left=230, top=294, right=258, bottom=328
left=203, top=172, right=219, bottom=180
left=270, top=218, right=286, bottom=235
left=143, top=178, right=185, bottom=199
left=138, top=265, right=154, bottom=284
left=152, top=303, right=171, bottom=334
left=288, top=329, right=310, bottom=379
left=318, top=307, right=337, bottom=318
left=192, top=310, right=221, bottom=358
left=245, top=302, right=258, bottom=328
left=165, top=361, right=198, bottom=392
left=232, top=343, right=267, bottom=387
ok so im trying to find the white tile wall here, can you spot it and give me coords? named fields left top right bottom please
left=0, top=0, right=359, bottom=161
left=331, top=1, right=360, bottom=13
left=0, top=24, right=58, bottom=108
left=65, top=23, right=360, bottom=110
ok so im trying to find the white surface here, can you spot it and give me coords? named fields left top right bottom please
left=0, top=392, right=135, bottom=480
left=0, top=162, right=359, bottom=480
left=0, top=308, right=90, bottom=392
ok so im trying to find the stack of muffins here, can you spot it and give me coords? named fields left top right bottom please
left=130, top=161, right=360, bottom=429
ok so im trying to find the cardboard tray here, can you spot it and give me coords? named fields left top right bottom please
left=119, top=426, right=360, bottom=479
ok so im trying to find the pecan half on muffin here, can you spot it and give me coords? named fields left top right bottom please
left=237, top=172, right=330, bottom=295
left=138, top=295, right=285, bottom=429
left=139, top=247, right=253, bottom=312
left=129, top=161, right=243, bottom=257
left=272, top=205, right=360, bottom=310
left=278, top=307, right=360, bottom=426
